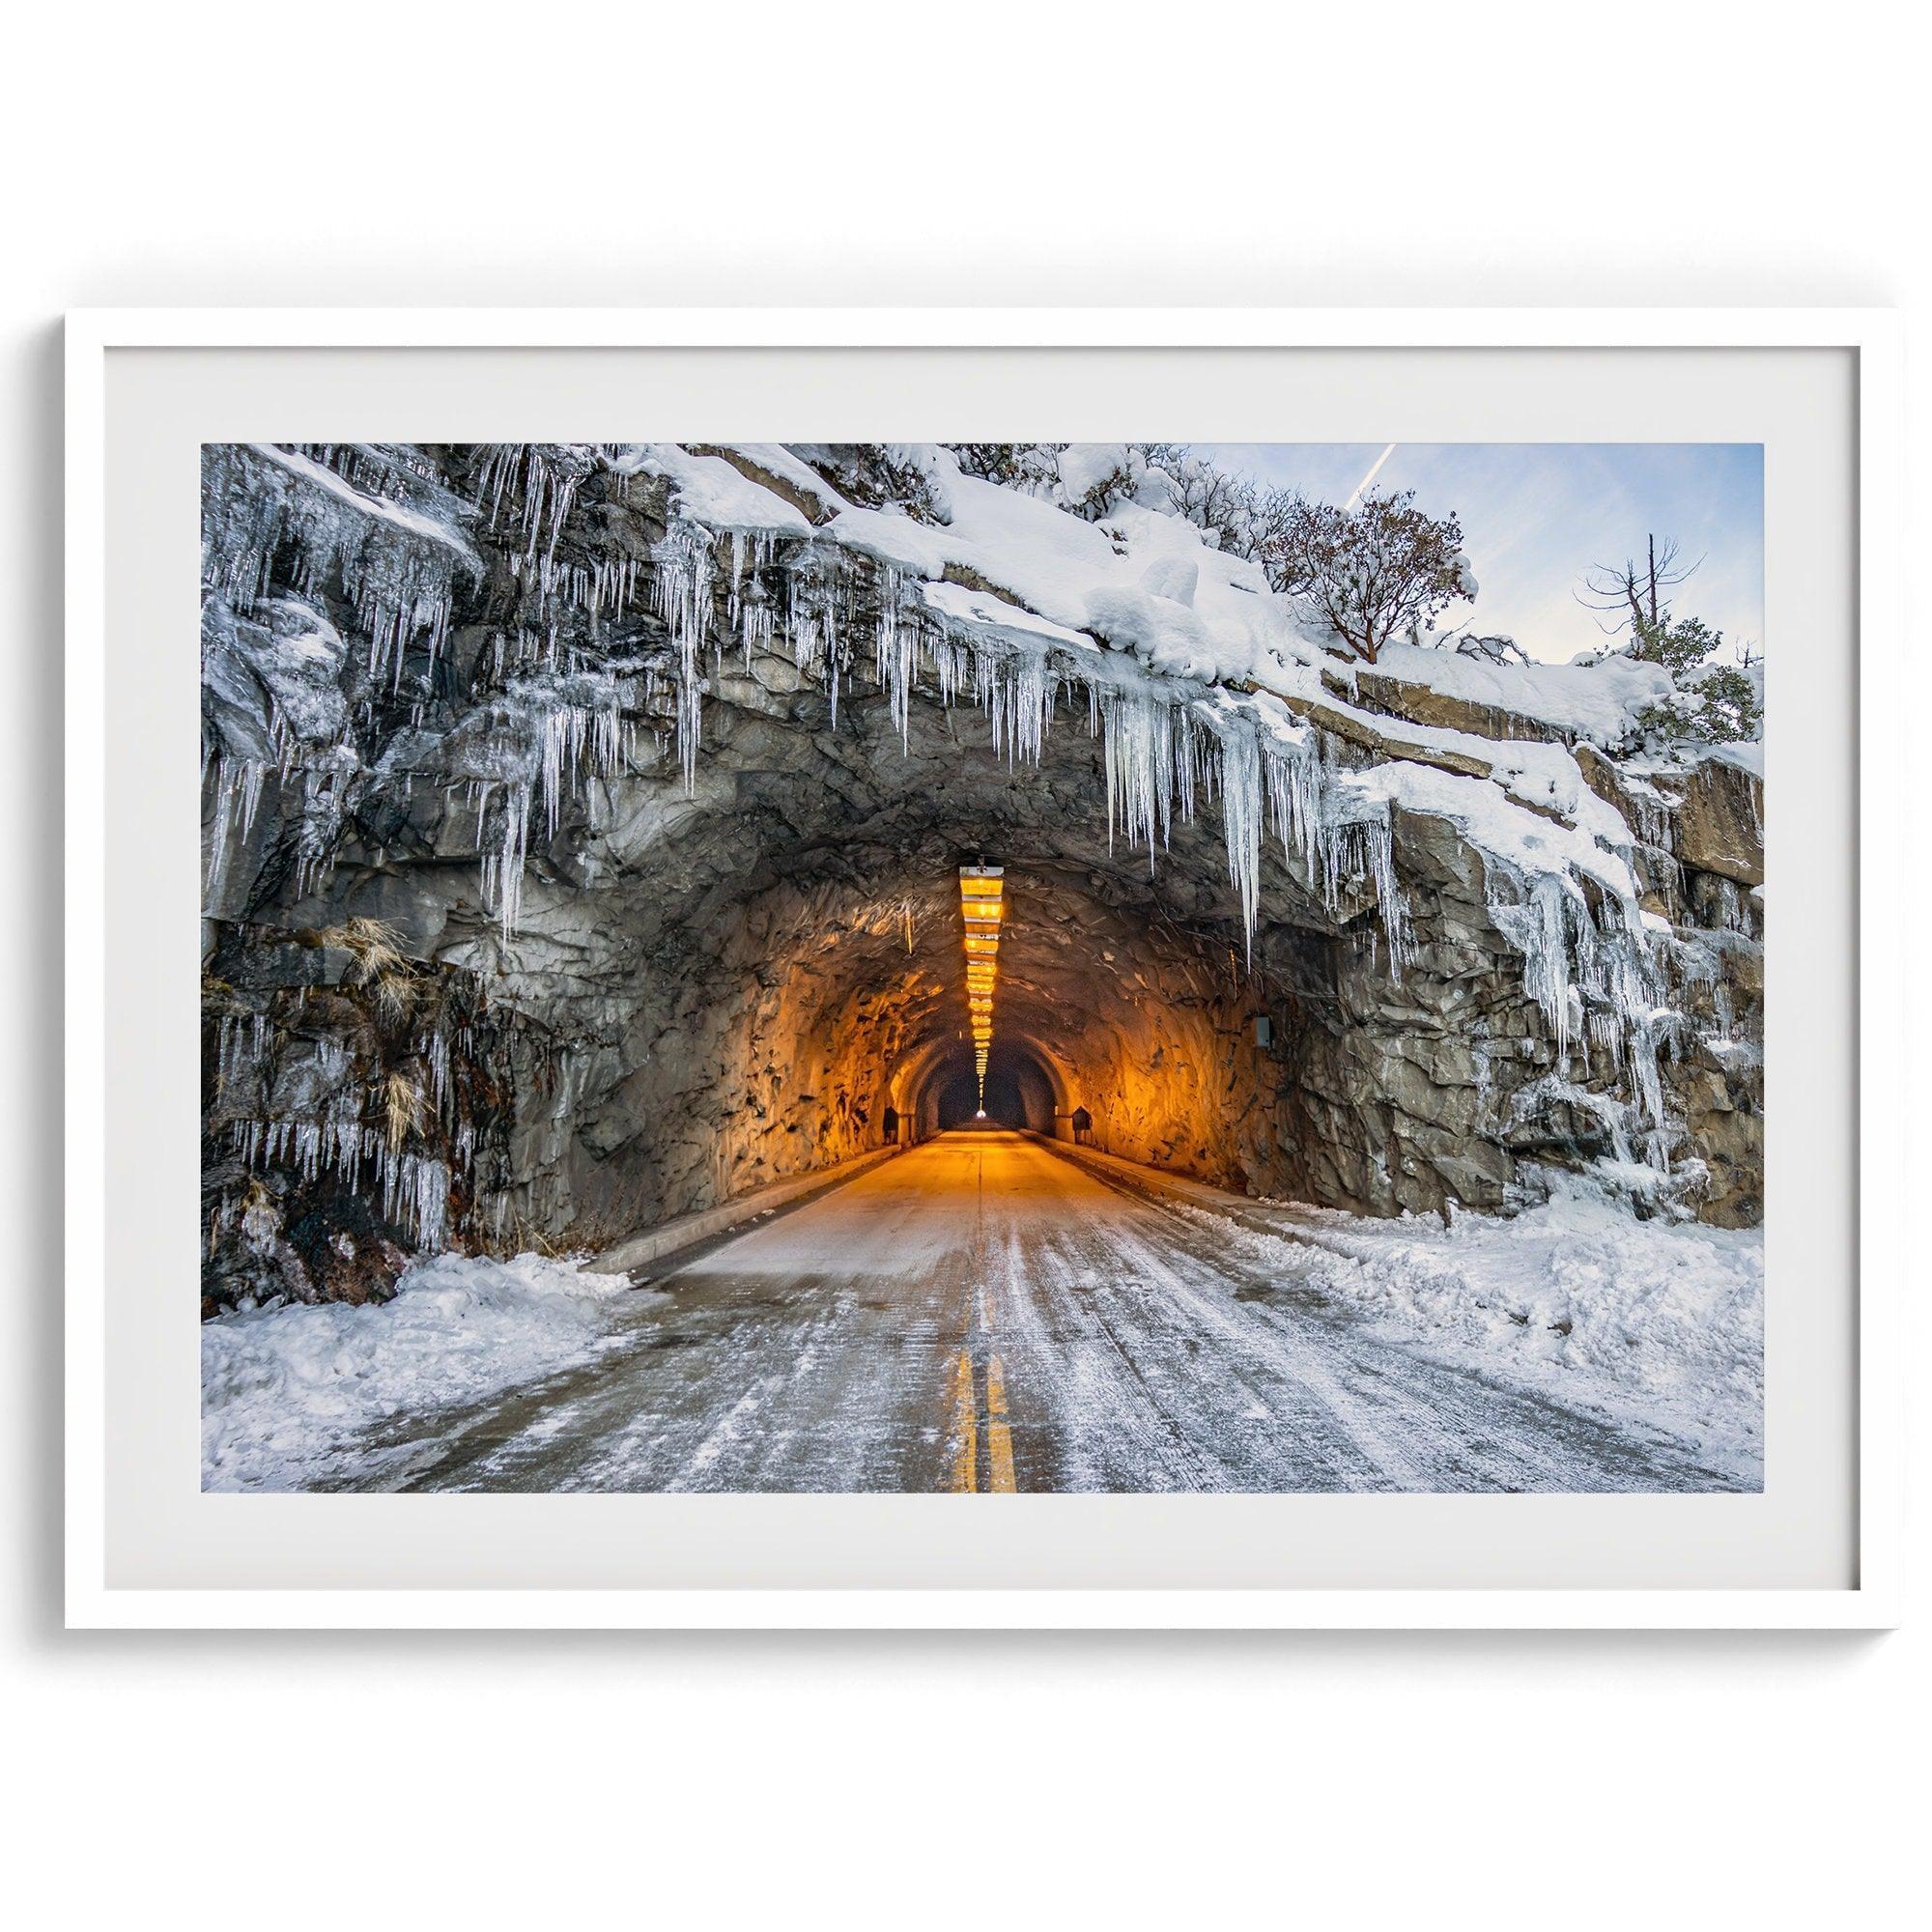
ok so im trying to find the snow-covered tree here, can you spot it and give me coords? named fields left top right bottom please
left=1262, top=488, right=1474, bottom=665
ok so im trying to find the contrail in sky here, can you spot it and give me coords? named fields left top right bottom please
left=1345, top=442, right=1397, bottom=507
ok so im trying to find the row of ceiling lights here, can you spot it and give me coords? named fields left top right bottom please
left=959, top=865, right=1004, bottom=1109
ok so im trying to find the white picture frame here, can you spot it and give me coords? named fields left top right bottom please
left=65, top=308, right=1904, bottom=1630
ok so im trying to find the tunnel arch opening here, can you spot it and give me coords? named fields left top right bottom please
left=923, top=1040, right=1064, bottom=1135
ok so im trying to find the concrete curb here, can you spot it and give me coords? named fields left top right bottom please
left=594, top=1143, right=905, bottom=1277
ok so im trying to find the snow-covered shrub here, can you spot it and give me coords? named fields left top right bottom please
left=1634, top=664, right=1763, bottom=747
left=1136, top=443, right=1304, bottom=583
left=947, top=442, right=1066, bottom=493
left=1053, top=443, right=1145, bottom=521
left=1628, top=612, right=1763, bottom=747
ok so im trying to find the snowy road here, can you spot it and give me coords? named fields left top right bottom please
left=335, top=1128, right=1747, bottom=1493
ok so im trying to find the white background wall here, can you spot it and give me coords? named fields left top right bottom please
left=5, top=5, right=1921, bottom=1924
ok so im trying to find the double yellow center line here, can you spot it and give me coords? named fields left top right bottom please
left=948, top=1349, right=1016, bottom=1492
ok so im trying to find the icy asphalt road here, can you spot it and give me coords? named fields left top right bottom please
left=341, top=1128, right=1745, bottom=1494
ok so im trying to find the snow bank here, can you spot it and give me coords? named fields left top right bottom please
left=1703, top=736, right=1765, bottom=780
left=1348, top=758, right=1634, bottom=900
left=247, top=442, right=482, bottom=564
left=628, top=442, right=1676, bottom=755
left=201, top=1251, right=641, bottom=1491
left=609, top=442, right=816, bottom=536
left=1374, top=639, right=1674, bottom=746
left=622, top=440, right=1317, bottom=697
left=1221, top=1179, right=1763, bottom=1480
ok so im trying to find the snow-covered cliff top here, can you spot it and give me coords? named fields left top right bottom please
left=614, top=440, right=1686, bottom=751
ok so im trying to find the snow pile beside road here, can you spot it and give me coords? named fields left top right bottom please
left=202, top=1251, right=639, bottom=1491
left=1229, top=1179, right=1764, bottom=1477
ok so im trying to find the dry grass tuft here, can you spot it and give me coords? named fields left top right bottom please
left=201, top=971, right=247, bottom=1015
left=369, top=970, right=416, bottom=1024
left=317, top=917, right=408, bottom=984
left=381, top=1071, right=421, bottom=1151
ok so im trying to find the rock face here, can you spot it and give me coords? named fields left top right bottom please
left=1347, top=667, right=1570, bottom=747
left=199, top=443, right=1766, bottom=1308
left=1672, top=756, right=1765, bottom=888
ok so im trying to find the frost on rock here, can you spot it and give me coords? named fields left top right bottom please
left=439, top=670, right=645, bottom=937
left=203, top=443, right=481, bottom=695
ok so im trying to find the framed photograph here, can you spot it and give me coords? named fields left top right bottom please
left=65, top=309, right=1901, bottom=1628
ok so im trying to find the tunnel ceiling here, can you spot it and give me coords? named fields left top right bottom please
left=199, top=441, right=1766, bottom=1309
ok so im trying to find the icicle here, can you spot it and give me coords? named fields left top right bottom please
left=204, top=756, right=268, bottom=899
left=1214, top=721, right=1264, bottom=958
left=1098, top=689, right=1177, bottom=861
left=653, top=520, right=715, bottom=791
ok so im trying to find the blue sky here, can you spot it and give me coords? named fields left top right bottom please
left=1193, top=443, right=1764, bottom=667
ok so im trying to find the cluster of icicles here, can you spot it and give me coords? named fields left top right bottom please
left=648, top=515, right=1418, bottom=975
left=223, top=1114, right=450, bottom=1254
left=200, top=442, right=1420, bottom=973
left=201, top=443, right=665, bottom=934
left=202, top=442, right=476, bottom=703
left=211, top=1007, right=490, bottom=1254
left=203, top=746, right=355, bottom=905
